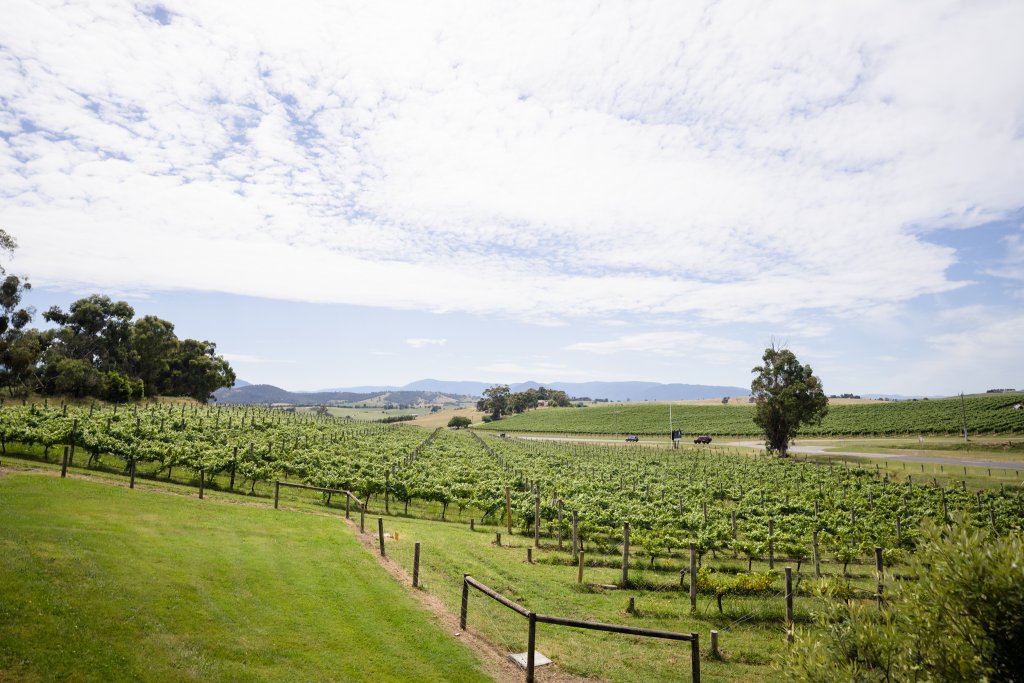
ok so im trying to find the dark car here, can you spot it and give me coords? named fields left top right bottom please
left=625, top=435, right=640, bottom=442
left=693, top=435, right=712, bottom=444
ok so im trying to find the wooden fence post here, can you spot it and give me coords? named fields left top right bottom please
left=413, top=542, right=421, bottom=588
left=691, top=632, right=701, bottom=683
left=360, top=504, right=365, bottom=533
left=460, top=574, right=469, bottom=629
left=526, top=612, right=537, bottom=683
left=577, top=550, right=585, bottom=583
left=230, top=446, right=237, bottom=490
left=61, top=446, right=69, bottom=478
left=129, top=460, right=136, bottom=489
left=378, top=517, right=386, bottom=557
left=199, top=469, right=205, bottom=499
left=711, top=630, right=719, bottom=659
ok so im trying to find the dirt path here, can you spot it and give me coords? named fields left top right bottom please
left=343, top=516, right=594, bottom=683
left=725, top=441, right=1023, bottom=470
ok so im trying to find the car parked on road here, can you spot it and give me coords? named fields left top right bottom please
left=693, top=435, right=712, bottom=444
left=625, top=435, right=640, bottom=442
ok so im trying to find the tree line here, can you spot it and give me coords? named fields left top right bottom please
left=0, top=230, right=235, bottom=402
left=476, top=384, right=572, bottom=421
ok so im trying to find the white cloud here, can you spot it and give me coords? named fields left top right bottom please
left=404, top=338, right=447, bottom=348
left=567, top=331, right=754, bottom=362
left=986, top=229, right=1024, bottom=281
left=1, top=0, right=1022, bottom=326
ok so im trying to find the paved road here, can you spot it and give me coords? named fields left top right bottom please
left=725, top=441, right=1023, bottom=471
left=502, top=434, right=1022, bottom=471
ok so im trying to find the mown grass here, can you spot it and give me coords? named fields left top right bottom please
left=808, top=436, right=1024, bottom=462
left=0, top=473, right=492, bottom=683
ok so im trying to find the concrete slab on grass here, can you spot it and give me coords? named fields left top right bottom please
left=509, top=652, right=552, bottom=669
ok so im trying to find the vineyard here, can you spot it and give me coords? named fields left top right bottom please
left=475, top=392, right=1024, bottom=436
left=2, top=399, right=1023, bottom=682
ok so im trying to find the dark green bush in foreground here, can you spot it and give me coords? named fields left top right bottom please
left=788, top=516, right=1023, bottom=681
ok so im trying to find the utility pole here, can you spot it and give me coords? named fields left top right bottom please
left=960, top=393, right=969, bottom=442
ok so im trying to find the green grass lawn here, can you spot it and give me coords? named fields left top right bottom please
left=0, top=473, right=492, bottom=683
left=806, top=436, right=1024, bottom=463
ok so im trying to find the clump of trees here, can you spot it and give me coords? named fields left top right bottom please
left=476, top=385, right=572, bottom=421
left=0, top=229, right=235, bottom=402
left=750, top=346, right=827, bottom=457
left=447, top=416, right=472, bottom=429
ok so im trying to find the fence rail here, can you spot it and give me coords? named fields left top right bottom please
left=460, top=574, right=700, bottom=683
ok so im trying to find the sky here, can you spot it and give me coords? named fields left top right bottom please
left=2, top=1, right=1023, bottom=395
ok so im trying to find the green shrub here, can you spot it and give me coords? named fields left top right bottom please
left=788, top=516, right=1024, bottom=681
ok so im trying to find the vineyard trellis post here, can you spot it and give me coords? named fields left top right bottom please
left=731, top=511, right=737, bottom=557
left=621, top=522, right=630, bottom=586
left=557, top=500, right=563, bottom=549
left=69, top=418, right=77, bottom=466
left=534, top=495, right=540, bottom=548
left=874, top=546, right=883, bottom=606
left=813, top=531, right=821, bottom=578
left=505, top=488, right=512, bottom=533
left=785, top=567, right=794, bottom=637
left=689, top=541, right=697, bottom=612
left=571, top=510, right=579, bottom=562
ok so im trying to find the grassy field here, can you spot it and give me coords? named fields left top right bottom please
left=804, top=436, right=1024, bottom=462
left=0, top=473, right=492, bottom=683
left=293, top=405, right=483, bottom=424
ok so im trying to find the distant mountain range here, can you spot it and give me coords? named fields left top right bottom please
left=214, top=378, right=751, bottom=405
